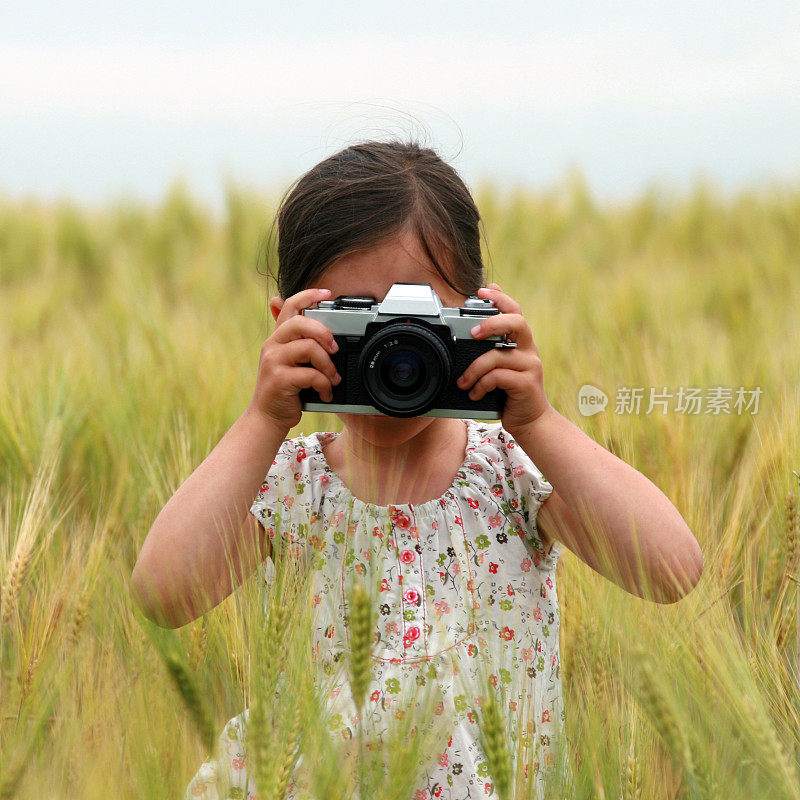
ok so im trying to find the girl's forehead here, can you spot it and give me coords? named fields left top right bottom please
left=320, top=261, right=463, bottom=306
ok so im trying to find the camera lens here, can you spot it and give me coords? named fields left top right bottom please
left=359, top=322, right=451, bottom=417
left=383, top=349, right=424, bottom=392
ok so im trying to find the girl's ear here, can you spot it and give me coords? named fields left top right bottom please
left=269, top=296, right=284, bottom=322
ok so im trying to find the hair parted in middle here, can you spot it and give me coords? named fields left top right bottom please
left=270, top=139, right=486, bottom=300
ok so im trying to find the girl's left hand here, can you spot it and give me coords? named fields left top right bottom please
left=456, top=283, right=552, bottom=438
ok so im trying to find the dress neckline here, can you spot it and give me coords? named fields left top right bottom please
left=308, top=418, right=481, bottom=516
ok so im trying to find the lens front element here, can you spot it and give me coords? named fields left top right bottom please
left=359, top=322, right=451, bottom=417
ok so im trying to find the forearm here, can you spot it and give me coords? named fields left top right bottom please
left=131, top=405, right=287, bottom=627
left=513, top=406, right=703, bottom=602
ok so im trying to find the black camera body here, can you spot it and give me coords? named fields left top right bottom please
left=299, top=283, right=513, bottom=419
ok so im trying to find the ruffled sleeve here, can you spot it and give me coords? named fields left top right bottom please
left=249, top=437, right=315, bottom=562
left=495, top=426, right=559, bottom=568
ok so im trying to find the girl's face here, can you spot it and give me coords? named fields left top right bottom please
left=317, top=227, right=470, bottom=449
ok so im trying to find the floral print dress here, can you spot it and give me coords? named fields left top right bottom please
left=184, top=419, right=570, bottom=800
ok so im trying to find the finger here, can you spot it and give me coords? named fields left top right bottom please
left=470, top=313, right=534, bottom=349
left=467, top=368, right=529, bottom=402
left=270, top=315, right=339, bottom=354
left=286, top=366, right=336, bottom=403
left=457, top=348, right=524, bottom=391
left=476, top=286, right=521, bottom=315
left=275, top=287, right=332, bottom=325
left=279, top=339, right=341, bottom=385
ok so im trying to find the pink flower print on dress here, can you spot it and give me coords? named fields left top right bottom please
left=434, top=599, right=450, bottom=616
left=232, top=756, right=245, bottom=770
left=296, top=447, right=307, bottom=462
left=403, top=588, right=420, bottom=604
left=489, top=562, right=498, bottom=574
left=467, top=498, right=479, bottom=509
left=320, top=473, right=329, bottom=486
left=489, top=514, right=502, bottom=528
left=404, top=626, right=421, bottom=647
left=400, top=549, right=416, bottom=564
left=513, top=465, right=524, bottom=477
left=394, top=511, right=411, bottom=529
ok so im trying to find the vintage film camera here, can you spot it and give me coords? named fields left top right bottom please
left=299, top=283, right=514, bottom=419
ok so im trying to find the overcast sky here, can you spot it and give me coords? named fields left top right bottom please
left=1, top=2, right=799, bottom=213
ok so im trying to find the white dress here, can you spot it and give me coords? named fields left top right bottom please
left=184, top=419, right=570, bottom=800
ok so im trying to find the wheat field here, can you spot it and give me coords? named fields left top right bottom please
left=1, top=174, right=799, bottom=798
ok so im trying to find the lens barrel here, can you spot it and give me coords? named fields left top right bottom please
left=358, top=322, right=451, bottom=417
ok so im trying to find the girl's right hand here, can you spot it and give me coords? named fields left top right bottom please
left=247, top=288, right=341, bottom=431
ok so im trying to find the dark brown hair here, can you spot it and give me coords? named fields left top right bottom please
left=269, top=139, right=485, bottom=299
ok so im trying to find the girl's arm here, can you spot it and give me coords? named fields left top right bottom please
left=457, top=283, right=703, bottom=604
left=131, top=288, right=341, bottom=628
left=130, top=407, right=285, bottom=628
left=514, top=406, right=703, bottom=604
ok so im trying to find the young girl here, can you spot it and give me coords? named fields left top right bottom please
left=131, top=140, right=703, bottom=800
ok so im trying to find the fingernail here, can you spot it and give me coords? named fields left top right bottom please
left=330, top=339, right=339, bottom=352
left=333, top=373, right=342, bottom=384
left=470, top=325, right=481, bottom=336
left=457, top=375, right=466, bottom=386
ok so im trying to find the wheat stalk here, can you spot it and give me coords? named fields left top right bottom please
left=69, top=588, right=90, bottom=648
left=740, top=693, right=798, bottom=797
left=630, top=645, right=694, bottom=781
left=188, top=616, right=208, bottom=671
left=623, top=705, right=642, bottom=800
left=346, top=579, right=375, bottom=715
left=163, top=650, right=216, bottom=754
left=0, top=545, right=33, bottom=626
left=473, top=677, right=513, bottom=800
left=273, top=698, right=304, bottom=799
